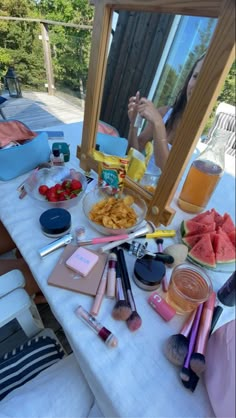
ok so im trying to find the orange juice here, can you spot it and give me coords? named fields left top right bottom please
left=177, top=159, right=223, bottom=213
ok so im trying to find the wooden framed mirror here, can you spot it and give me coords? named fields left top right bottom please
left=77, top=0, right=235, bottom=226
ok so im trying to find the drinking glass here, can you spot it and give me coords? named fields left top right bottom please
left=166, top=263, right=212, bottom=314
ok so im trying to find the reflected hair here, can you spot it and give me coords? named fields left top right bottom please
left=166, top=52, right=206, bottom=131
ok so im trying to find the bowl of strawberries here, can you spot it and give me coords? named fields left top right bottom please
left=24, top=166, right=87, bottom=209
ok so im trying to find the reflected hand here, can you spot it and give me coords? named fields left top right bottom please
left=137, top=98, right=163, bottom=128
left=128, top=91, right=140, bottom=125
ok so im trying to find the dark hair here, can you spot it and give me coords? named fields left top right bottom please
left=166, top=53, right=205, bottom=131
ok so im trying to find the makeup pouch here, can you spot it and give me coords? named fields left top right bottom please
left=0, top=127, right=50, bottom=181
left=0, top=120, right=37, bottom=147
left=204, top=319, right=235, bottom=418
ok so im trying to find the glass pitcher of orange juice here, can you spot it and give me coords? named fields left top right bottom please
left=178, top=128, right=231, bottom=213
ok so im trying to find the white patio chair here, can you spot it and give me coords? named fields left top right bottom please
left=206, top=102, right=235, bottom=156
left=0, top=271, right=101, bottom=418
left=0, top=270, right=44, bottom=338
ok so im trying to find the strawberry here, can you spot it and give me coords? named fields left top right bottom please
left=38, top=185, right=49, bottom=196
left=62, top=179, right=72, bottom=190
left=71, top=179, right=82, bottom=191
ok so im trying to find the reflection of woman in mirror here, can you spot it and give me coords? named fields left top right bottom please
left=127, top=54, right=205, bottom=172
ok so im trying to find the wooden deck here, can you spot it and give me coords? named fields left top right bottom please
left=1, top=90, right=84, bottom=130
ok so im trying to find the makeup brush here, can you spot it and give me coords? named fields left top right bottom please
left=181, top=369, right=199, bottom=392
left=99, top=221, right=155, bottom=253
left=190, top=292, right=216, bottom=377
left=182, top=302, right=221, bottom=392
left=112, top=262, right=132, bottom=321
left=164, top=309, right=197, bottom=366
left=77, top=234, right=129, bottom=246
left=117, top=248, right=142, bottom=331
left=106, top=252, right=117, bottom=299
left=156, top=238, right=168, bottom=292
left=180, top=303, right=203, bottom=382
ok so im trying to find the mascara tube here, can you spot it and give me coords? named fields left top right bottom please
left=75, top=305, right=118, bottom=348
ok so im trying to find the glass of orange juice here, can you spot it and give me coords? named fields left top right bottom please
left=166, top=263, right=212, bottom=314
left=177, top=159, right=223, bottom=213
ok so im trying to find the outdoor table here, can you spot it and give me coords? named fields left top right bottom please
left=0, top=122, right=235, bottom=417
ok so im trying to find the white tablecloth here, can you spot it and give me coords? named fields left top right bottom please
left=0, top=122, right=235, bottom=418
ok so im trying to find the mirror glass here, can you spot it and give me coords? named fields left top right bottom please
left=96, top=10, right=217, bottom=193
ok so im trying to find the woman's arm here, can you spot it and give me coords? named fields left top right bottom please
left=137, top=99, right=170, bottom=170
left=127, top=123, right=153, bottom=152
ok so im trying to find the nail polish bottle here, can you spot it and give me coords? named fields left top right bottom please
left=51, top=148, right=64, bottom=166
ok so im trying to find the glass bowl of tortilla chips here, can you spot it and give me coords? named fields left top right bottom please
left=82, top=186, right=147, bottom=235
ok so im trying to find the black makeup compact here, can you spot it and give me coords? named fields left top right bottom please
left=39, top=208, right=71, bottom=237
left=133, top=255, right=166, bottom=291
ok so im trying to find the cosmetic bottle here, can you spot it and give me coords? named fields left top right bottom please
left=75, top=305, right=118, bottom=348
left=51, top=147, right=64, bottom=166
left=178, top=128, right=231, bottom=213
left=217, top=271, right=236, bottom=306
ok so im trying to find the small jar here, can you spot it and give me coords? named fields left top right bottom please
left=133, top=256, right=165, bottom=291
left=51, top=148, right=64, bottom=166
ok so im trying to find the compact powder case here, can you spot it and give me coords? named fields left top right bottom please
left=133, top=256, right=166, bottom=291
left=39, top=208, right=71, bottom=237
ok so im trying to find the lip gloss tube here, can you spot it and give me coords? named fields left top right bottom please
left=90, top=260, right=109, bottom=315
left=75, top=305, right=118, bottom=348
left=106, top=252, right=117, bottom=299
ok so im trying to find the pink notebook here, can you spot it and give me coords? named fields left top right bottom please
left=48, top=244, right=108, bottom=296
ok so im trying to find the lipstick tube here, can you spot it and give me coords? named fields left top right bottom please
left=75, top=305, right=118, bottom=348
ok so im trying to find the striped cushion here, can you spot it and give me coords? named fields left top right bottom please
left=208, top=112, right=236, bottom=156
left=0, top=335, right=65, bottom=400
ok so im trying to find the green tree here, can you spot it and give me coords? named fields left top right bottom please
left=203, top=61, right=236, bottom=133
left=35, top=0, right=94, bottom=95
left=0, top=0, right=93, bottom=94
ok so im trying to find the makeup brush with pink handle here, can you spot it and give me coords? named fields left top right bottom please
left=99, top=222, right=155, bottom=253
left=180, top=303, right=203, bottom=382
left=190, top=292, right=216, bottom=376
left=77, top=234, right=129, bottom=246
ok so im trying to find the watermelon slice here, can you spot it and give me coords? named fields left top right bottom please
left=182, top=232, right=216, bottom=249
left=228, top=230, right=236, bottom=248
left=191, top=210, right=212, bottom=223
left=180, top=208, right=235, bottom=268
left=182, top=220, right=216, bottom=237
left=213, top=232, right=236, bottom=264
left=188, top=234, right=216, bottom=268
left=191, top=210, right=215, bottom=225
left=221, top=213, right=235, bottom=234
left=211, top=208, right=224, bottom=228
